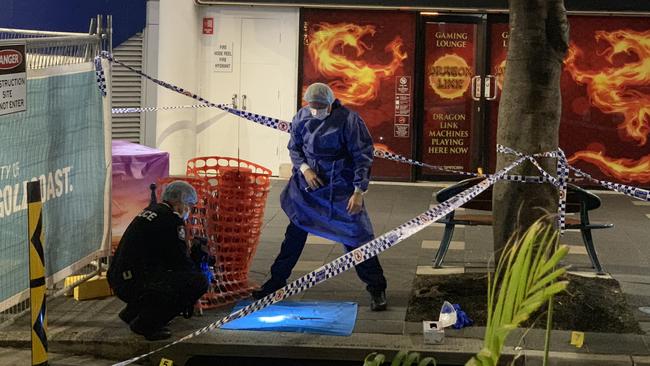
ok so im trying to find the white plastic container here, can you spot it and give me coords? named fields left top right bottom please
left=438, top=301, right=457, bottom=328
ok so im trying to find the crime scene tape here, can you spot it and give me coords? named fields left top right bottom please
left=96, top=52, right=650, bottom=231
left=111, top=156, right=527, bottom=366
left=112, top=105, right=215, bottom=114
left=94, top=52, right=650, bottom=365
left=496, top=144, right=570, bottom=232
left=94, top=57, right=107, bottom=97
left=568, top=164, right=650, bottom=202
left=96, top=53, right=650, bottom=229
left=96, top=52, right=578, bottom=186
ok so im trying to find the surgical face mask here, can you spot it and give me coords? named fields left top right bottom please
left=310, top=107, right=329, bottom=120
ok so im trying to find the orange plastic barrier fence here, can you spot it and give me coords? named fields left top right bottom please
left=173, top=157, right=272, bottom=308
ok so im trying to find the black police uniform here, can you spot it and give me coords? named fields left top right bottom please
left=108, top=202, right=208, bottom=338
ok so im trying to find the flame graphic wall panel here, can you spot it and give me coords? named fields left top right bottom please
left=488, top=16, right=650, bottom=186
left=301, top=9, right=416, bottom=180
left=563, top=17, right=650, bottom=184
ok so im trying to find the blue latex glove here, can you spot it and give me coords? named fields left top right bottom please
left=452, top=303, right=473, bottom=329
left=201, top=261, right=214, bottom=284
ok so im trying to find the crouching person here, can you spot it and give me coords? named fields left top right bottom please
left=108, top=181, right=209, bottom=340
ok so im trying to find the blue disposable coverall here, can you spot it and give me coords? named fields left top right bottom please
left=264, top=100, right=387, bottom=294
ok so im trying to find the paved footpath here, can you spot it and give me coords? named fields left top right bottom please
left=0, top=346, right=119, bottom=366
left=0, top=181, right=649, bottom=365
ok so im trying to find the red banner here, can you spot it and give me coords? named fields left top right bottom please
left=421, top=22, right=477, bottom=173
left=300, top=9, right=416, bottom=180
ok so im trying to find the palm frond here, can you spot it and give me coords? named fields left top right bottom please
left=466, top=218, right=569, bottom=366
left=363, top=351, right=437, bottom=366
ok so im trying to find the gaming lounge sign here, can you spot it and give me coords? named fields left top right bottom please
left=0, top=44, right=26, bottom=117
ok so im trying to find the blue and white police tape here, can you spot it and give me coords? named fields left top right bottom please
left=556, top=149, right=570, bottom=232
left=94, top=52, right=232, bottom=113
left=98, top=51, right=650, bottom=364
left=496, top=144, right=565, bottom=188
left=496, top=144, right=569, bottom=232
left=387, top=144, right=570, bottom=233
left=111, top=156, right=527, bottom=366
left=112, top=105, right=215, bottom=114
left=94, top=57, right=107, bottom=97
left=97, top=52, right=290, bottom=132
left=375, top=147, right=581, bottom=185
left=568, top=164, right=650, bottom=202
left=96, top=52, right=571, bottom=183
left=97, top=52, right=650, bottom=205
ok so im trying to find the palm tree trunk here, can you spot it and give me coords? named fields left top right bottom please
left=493, top=0, right=569, bottom=257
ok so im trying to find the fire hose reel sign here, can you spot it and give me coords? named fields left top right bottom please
left=213, top=42, right=233, bottom=73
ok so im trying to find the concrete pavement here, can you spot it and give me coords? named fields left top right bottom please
left=0, top=180, right=649, bottom=365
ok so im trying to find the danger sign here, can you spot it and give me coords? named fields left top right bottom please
left=0, top=44, right=27, bottom=117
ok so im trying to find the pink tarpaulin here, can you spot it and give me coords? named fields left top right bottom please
left=112, top=140, right=169, bottom=251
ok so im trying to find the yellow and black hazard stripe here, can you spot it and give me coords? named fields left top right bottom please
left=27, top=181, right=48, bottom=366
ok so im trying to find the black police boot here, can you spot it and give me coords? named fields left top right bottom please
left=369, top=290, right=387, bottom=311
left=129, top=317, right=172, bottom=341
left=118, top=303, right=140, bottom=324
left=251, top=279, right=286, bottom=300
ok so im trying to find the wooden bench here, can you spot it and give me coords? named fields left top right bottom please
left=433, top=177, right=613, bottom=273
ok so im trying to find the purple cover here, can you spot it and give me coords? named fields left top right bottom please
left=111, top=140, right=169, bottom=248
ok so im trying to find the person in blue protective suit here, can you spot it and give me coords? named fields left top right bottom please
left=252, top=82, right=387, bottom=311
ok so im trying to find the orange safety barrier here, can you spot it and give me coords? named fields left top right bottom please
left=179, top=157, right=272, bottom=308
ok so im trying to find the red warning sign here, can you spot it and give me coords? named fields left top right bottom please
left=203, top=17, right=214, bottom=35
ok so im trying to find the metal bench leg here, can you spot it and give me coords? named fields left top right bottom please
left=579, top=204, right=605, bottom=274
left=580, top=228, right=605, bottom=274
left=433, top=213, right=455, bottom=268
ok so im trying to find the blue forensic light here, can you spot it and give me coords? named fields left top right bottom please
left=258, top=315, right=288, bottom=323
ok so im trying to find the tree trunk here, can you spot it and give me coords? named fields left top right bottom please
left=493, top=0, right=569, bottom=257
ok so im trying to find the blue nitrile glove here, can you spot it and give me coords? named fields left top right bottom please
left=200, top=261, right=214, bottom=284
left=453, top=303, right=473, bottom=329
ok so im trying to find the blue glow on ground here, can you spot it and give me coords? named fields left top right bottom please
left=221, top=301, right=358, bottom=336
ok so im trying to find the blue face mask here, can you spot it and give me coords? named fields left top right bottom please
left=310, top=107, right=330, bottom=120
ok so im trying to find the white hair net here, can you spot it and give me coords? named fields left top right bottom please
left=162, top=180, right=198, bottom=205
left=304, top=82, right=335, bottom=105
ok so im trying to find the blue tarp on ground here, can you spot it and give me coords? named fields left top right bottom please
left=221, top=301, right=358, bottom=336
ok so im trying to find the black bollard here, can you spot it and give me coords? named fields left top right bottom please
left=149, top=183, right=157, bottom=207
